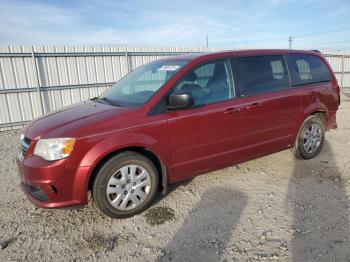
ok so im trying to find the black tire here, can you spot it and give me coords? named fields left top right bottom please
left=92, top=151, right=159, bottom=218
left=293, top=115, right=326, bottom=159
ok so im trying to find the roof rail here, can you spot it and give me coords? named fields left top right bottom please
left=311, top=50, right=321, bottom=53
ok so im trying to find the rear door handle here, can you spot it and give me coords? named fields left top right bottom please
left=224, top=107, right=241, bottom=115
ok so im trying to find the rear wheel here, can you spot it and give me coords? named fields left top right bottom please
left=92, top=152, right=159, bottom=218
left=293, top=115, right=325, bottom=159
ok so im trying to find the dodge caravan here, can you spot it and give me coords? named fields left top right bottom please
left=17, top=50, right=340, bottom=218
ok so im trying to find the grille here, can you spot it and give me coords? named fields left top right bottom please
left=20, top=136, right=31, bottom=158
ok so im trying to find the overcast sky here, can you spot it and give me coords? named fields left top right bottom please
left=0, top=0, right=349, bottom=49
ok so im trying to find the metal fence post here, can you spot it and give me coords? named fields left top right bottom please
left=341, top=55, right=345, bottom=89
left=31, top=47, right=45, bottom=114
left=125, top=49, right=130, bottom=73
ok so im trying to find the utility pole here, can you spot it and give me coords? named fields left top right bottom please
left=288, top=36, right=293, bottom=49
left=206, top=34, right=209, bottom=48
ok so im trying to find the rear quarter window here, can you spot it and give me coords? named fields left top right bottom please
left=290, top=54, right=331, bottom=86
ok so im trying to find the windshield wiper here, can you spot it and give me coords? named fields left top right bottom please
left=100, top=97, right=122, bottom=107
left=91, top=96, right=121, bottom=107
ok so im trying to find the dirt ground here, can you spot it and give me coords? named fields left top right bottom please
left=0, top=94, right=350, bottom=262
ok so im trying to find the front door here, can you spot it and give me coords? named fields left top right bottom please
left=166, top=59, right=240, bottom=180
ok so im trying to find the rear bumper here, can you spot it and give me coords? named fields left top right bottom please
left=327, top=111, right=338, bottom=129
left=17, top=155, right=91, bottom=208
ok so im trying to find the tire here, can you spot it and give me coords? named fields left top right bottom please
left=92, top=151, right=159, bottom=218
left=293, top=115, right=326, bottom=159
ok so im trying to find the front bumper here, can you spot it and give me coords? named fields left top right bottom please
left=17, top=155, right=91, bottom=208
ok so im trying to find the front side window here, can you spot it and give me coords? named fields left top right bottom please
left=236, top=55, right=290, bottom=96
left=172, top=59, right=234, bottom=106
left=101, top=60, right=187, bottom=107
left=291, top=54, right=331, bottom=86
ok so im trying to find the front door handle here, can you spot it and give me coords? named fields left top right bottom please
left=224, top=107, right=241, bottom=115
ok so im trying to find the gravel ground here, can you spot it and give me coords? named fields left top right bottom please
left=1, top=94, right=350, bottom=262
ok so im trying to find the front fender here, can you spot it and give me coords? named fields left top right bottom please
left=79, top=131, right=165, bottom=167
left=74, top=126, right=172, bottom=196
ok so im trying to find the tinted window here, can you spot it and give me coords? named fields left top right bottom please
left=173, top=59, right=234, bottom=106
left=236, top=55, right=290, bottom=96
left=291, top=54, right=331, bottom=86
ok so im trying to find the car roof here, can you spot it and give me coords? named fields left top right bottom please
left=163, top=49, right=323, bottom=62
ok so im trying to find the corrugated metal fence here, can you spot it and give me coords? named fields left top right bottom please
left=0, top=46, right=349, bottom=130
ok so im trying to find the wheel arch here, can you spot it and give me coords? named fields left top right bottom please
left=310, top=110, right=327, bottom=126
left=87, top=146, right=167, bottom=195
left=292, top=109, right=328, bottom=144
left=292, top=110, right=326, bottom=159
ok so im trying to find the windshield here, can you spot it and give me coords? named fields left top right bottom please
left=100, top=60, right=188, bottom=107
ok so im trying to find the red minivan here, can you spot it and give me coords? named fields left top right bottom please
left=17, top=50, right=340, bottom=218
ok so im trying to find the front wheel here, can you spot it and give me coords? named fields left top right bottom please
left=92, top=152, right=159, bottom=218
left=293, top=115, right=326, bottom=159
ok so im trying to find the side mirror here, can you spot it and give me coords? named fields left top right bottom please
left=168, top=92, right=194, bottom=110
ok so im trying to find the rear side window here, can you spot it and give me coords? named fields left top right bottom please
left=235, top=55, right=290, bottom=96
left=290, top=54, right=331, bottom=86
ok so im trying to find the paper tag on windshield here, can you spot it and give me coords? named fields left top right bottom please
left=158, top=65, right=180, bottom=71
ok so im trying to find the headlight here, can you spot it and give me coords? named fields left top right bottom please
left=34, top=138, right=76, bottom=161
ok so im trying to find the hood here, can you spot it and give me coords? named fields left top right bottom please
left=23, top=100, right=135, bottom=140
